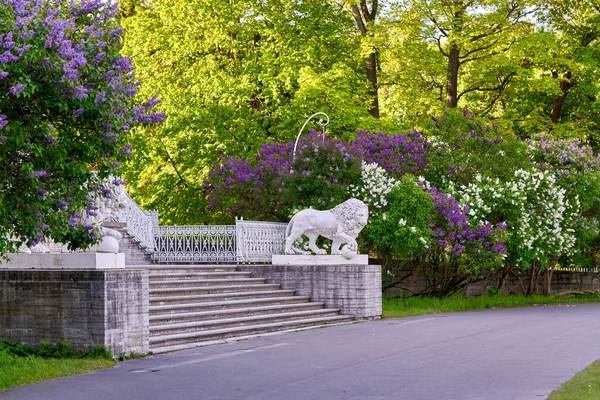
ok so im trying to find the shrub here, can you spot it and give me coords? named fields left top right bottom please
left=350, top=129, right=431, bottom=179
left=0, top=338, right=112, bottom=359
left=282, top=132, right=362, bottom=212
left=529, top=135, right=600, bottom=268
left=426, top=109, right=532, bottom=191
left=362, top=176, right=433, bottom=267
left=206, top=141, right=293, bottom=222
left=206, top=130, right=362, bottom=221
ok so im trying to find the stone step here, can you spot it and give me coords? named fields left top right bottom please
left=149, top=302, right=327, bottom=324
left=150, top=296, right=311, bottom=315
left=150, top=278, right=265, bottom=289
left=150, top=309, right=343, bottom=336
left=148, top=265, right=239, bottom=274
left=150, top=290, right=297, bottom=305
left=149, top=271, right=252, bottom=281
left=150, top=284, right=282, bottom=299
left=149, top=315, right=355, bottom=350
left=149, top=320, right=354, bottom=354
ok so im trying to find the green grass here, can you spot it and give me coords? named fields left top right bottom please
left=382, top=293, right=600, bottom=318
left=547, top=359, right=600, bottom=399
left=0, top=348, right=116, bottom=391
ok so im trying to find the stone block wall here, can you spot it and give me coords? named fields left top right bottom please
left=242, top=264, right=382, bottom=319
left=385, top=269, right=600, bottom=297
left=0, top=269, right=149, bottom=356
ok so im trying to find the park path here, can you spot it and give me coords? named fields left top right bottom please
left=2, top=303, right=600, bottom=400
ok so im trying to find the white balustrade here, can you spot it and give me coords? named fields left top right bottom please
left=236, top=220, right=287, bottom=263
left=102, top=188, right=289, bottom=264
left=154, top=225, right=237, bottom=263
left=151, top=220, right=287, bottom=264
left=110, top=190, right=156, bottom=253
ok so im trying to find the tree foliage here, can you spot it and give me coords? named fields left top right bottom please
left=118, top=0, right=600, bottom=225
left=503, top=0, right=600, bottom=142
left=121, top=0, right=375, bottom=223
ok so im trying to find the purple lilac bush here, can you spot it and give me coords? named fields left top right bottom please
left=351, top=129, right=430, bottom=178
left=0, top=0, right=163, bottom=253
left=427, top=187, right=506, bottom=259
left=206, top=141, right=293, bottom=221
left=206, top=130, right=362, bottom=221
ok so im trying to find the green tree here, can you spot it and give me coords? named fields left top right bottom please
left=344, top=0, right=381, bottom=118
left=379, top=0, right=536, bottom=123
left=121, top=0, right=374, bottom=224
left=501, top=0, right=600, bottom=143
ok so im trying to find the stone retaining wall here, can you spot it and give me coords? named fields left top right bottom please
left=241, top=263, right=382, bottom=319
left=385, top=269, right=600, bottom=297
left=0, top=269, right=149, bottom=356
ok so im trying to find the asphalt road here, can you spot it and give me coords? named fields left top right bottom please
left=3, top=303, right=600, bottom=400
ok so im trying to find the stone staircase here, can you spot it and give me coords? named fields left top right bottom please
left=103, top=222, right=153, bottom=265
left=148, top=264, right=355, bottom=353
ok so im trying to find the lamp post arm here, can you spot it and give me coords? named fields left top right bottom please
left=292, top=112, right=330, bottom=161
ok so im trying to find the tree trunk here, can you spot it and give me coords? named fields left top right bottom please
left=526, top=260, right=539, bottom=297
left=549, top=71, right=573, bottom=123
left=497, top=261, right=512, bottom=293
left=366, top=52, right=379, bottom=118
left=446, top=45, right=460, bottom=108
left=349, top=1, right=379, bottom=118
left=543, top=269, right=553, bottom=295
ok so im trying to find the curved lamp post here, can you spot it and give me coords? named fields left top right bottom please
left=292, top=112, right=330, bottom=161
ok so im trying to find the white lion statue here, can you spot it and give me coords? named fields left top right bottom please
left=284, top=198, right=369, bottom=258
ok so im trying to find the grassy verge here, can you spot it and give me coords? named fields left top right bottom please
left=0, top=350, right=116, bottom=391
left=547, top=359, right=600, bottom=399
left=0, top=340, right=116, bottom=391
left=382, top=294, right=600, bottom=319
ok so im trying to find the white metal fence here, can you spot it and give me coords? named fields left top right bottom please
left=152, top=220, right=287, bottom=264
left=153, top=225, right=237, bottom=263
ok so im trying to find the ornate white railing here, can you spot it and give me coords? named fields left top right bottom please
left=152, top=220, right=287, bottom=263
left=109, top=187, right=287, bottom=263
left=236, top=220, right=287, bottom=263
left=154, top=225, right=237, bottom=263
left=110, top=190, right=156, bottom=253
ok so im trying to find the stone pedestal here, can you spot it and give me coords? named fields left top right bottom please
left=242, top=256, right=382, bottom=319
left=0, top=253, right=125, bottom=269
left=0, top=268, right=149, bottom=356
left=271, top=254, right=369, bottom=265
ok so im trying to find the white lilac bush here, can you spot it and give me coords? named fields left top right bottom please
left=447, top=170, right=578, bottom=268
left=347, top=162, right=398, bottom=216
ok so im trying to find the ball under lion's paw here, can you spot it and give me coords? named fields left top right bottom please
left=341, top=245, right=357, bottom=260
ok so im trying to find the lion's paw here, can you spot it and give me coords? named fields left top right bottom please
left=315, top=249, right=327, bottom=255
left=346, top=243, right=358, bottom=252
